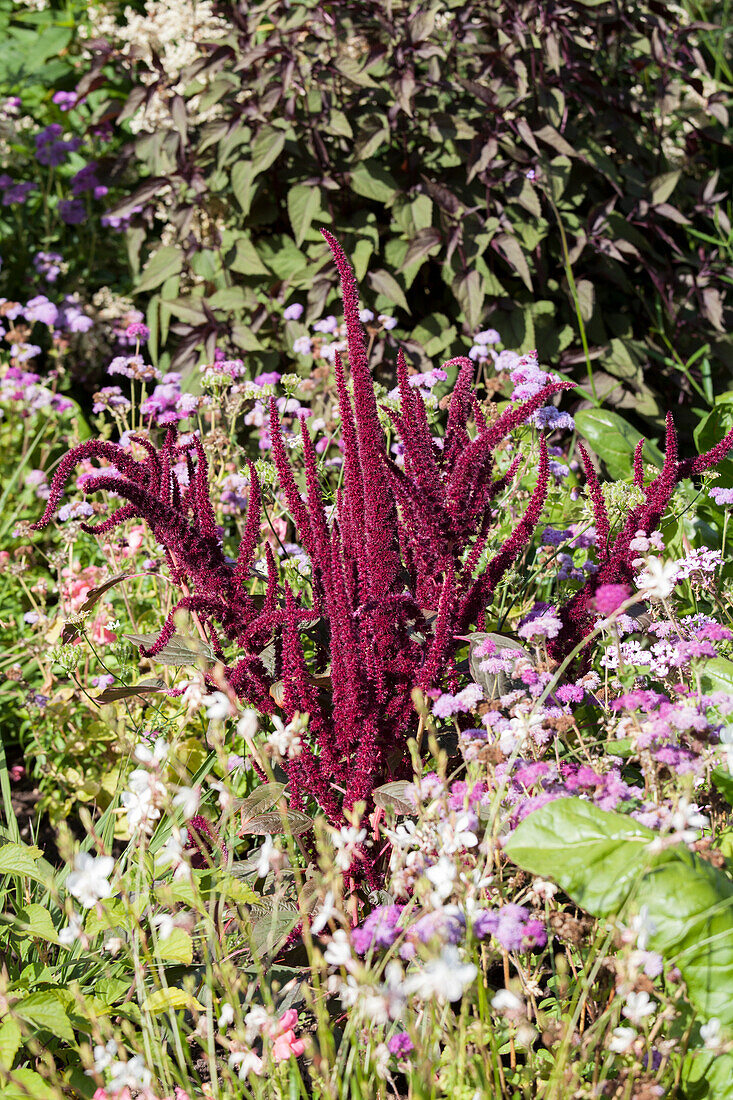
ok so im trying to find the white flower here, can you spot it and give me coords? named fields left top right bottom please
left=228, top=1048, right=263, bottom=1078
left=700, top=1017, right=722, bottom=1051
left=384, top=821, right=418, bottom=851
left=218, top=1003, right=235, bottom=1030
left=134, top=737, right=169, bottom=766
left=58, top=909, right=84, bottom=946
left=635, top=556, right=679, bottom=600
left=172, top=785, right=200, bottom=819
left=311, top=890, right=340, bottom=935
left=669, top=797, right=709, bottom=840
left=324, top=928, right=353, bottom=968
left=157, top=826, right=190, bottom=880
left=627, top=905, right=658, bottom=951
left=121, top=769, right=166, bottom=835
left=491, top=989, right=524, bottom=1015
left=266, top=716, right=303, bottom=760
left=438, top=813, right=478, bottom=855
left=530, top=879, right=558, bottom=903
left=255, top=835, right=283, bottom=878
left=151, top=913, right=175, bottom=940
left=622, top=990, right=656, bottom=1026
left=93, top=1039, right=118, bottom=1072
left=609, top=1026, right=636, bottom=1053
left=181, top=676, right=206, bottom=712
left=244, top=1005, right=271, bottom=1044
left=107, top=1053, right=152, bottom=1092
left=331, top=825, right=367, bottom=871
left=425, top=856, right=457, bottom=905
left=66, top=852, right=114, bottom=908
left=204, top=690, right=235, bottom=720
left=103, top=935, right=124, bottom=955
left=403, top=946, right=477, bottom=1002
left=237, top=709, right=259, bottom=739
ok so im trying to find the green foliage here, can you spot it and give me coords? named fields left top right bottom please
left=85, top=0, right=733, bottom=425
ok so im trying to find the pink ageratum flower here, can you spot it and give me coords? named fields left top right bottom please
left=592, top=583, right=630, bottom=615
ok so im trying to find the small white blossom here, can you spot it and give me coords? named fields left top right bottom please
left=425, top=856, right=457, bottom=905
left=93, top=1039, right=118, bottom=1073
left=218, top=1003, right=235, bottom=1030
left=609, top=1026, right=636, bottom=1053
left=331, top=825, right=367, bottom=872
left=255, top=835, right=283, bottom=878
left=311, top=890, right=340, bottom=935
left=204, top=690, right=235, bottom=720
left=157, top=826, right=190, bottom=880
left=151, top=913, right=175, bottom=941
left=107, top=1053, right=152, bottom=1093
left=635, top=556, right=679, bottom=601
left=622, top=990, right=656, bottom=1026
left=66, top=852, right=114, bottom=909
left=266, top=715, right=304, bottom=760
left=58, top=909, right=85, bottom=946
left=700, top=1017, right=722, bottom=1051
left=324, top=928, right=353, bottom=968
left=403, top=946, right=477, bottom=1002
left=244, top=1005, right=271, bottom=1044
left=491, top=989, right=524, bottom=1015
left=172, top=785, right=200, bottom=819
left=237, top=709, right=259, bottom=739
left=133, top=737, right=169, bottom=766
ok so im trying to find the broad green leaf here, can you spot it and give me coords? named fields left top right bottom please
left=156, top=928, right=193, bottom=965
left=136, top=246, right=184, bottom=295
left=287, top=184, right=321, bottom=247
left=506, top=799, right=733, bottom=1031
left=250, top=905, right=300, bottom=958
left=453, top=270, right=484, bottom=331
left=574, top=408, right=663, bottom=480
left=367, top=269, right=408, bottom=313
left=142, top=987, right=203, bottom=1013
left=233, top=783, right=286, bottom=820
left=372, top=781, right=416, bottom=816
left=15, top=905, right=59, bottom=944
left=0, top=1068, right=56, bottom=1099
left=14, top=992, right=74, bottom=1041
left=0, top=843, right=43, bottom=880
left=0, top=1017, right=22, bottom=1071
left=350, top=163, right=399, bottom=205
left=240, top=810, right=313, bottom=837
left=124, top=632, right=215, bottom=667
left=250, top=127, right=286, bottom=176
left=493, top=234, right=532, bottom=291
left=328, top=110, right=353, bottom=138
left=399, top=228, right=442, bottom=272
left=504, top=798, right=655, bottom=913
left=228, top=236, right=269, bottom=277
left=713, top=768, right=733, bottom=807
left=700, top=658, right=733, bottom=696
left=96, top=678, right=169, bottom=703
left=650, top=169, right=682, bottom=205
left=231, top=162, right=255, bottom=214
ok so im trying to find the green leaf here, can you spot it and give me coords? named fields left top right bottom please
left=0, top=1068, right=56, bottom=1099
left=250, top=127, right=286, bottom=176
left=453, top=270, right=484, bottom=331
left=493, top=234, right=532, bottom=291
left=328, top=110, right=353, bottom=138
left=234, top=783, right=286, bottom=820
left=287, top=184, right=321, bottom=247
left=504, top=798, right=655, bottom=914
left=96, top=678, right=169, bottom=704
left=15, top=905, right=59, bottom=944
left=231, top=162, right=255, bottom=214
left=350, top=163, right=399, bottom=205
left=240, top=810, right=313, bottom=837
left=650, top=169, right=682, bottom=205
left=136, top=246, right=184, bottom=295
left=0, top=843, right=43, bottom=880
left=142, top=987, right=203, bottom=1013
left=399, top=228, right=442, bottom=273
left=156, top=927, right=193, bottom=965
left=701, top=658, right=733, bottom=696
left=506, top=799, right=733, bottom=1031
left=0, top=1017, right=22, bottom=1071
left=574, top=408, right=663, bottom=480
left=14, top=992, right=74, bottom=1041
left=228, top=236, right=269, bottom=277
left=124, top=632, right=215, bottom=667
left=367, top=269, right=408, bottom=313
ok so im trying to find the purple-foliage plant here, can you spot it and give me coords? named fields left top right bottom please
left=32, top=232, right=572, bottom=853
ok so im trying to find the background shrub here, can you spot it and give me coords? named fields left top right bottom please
left=82, top=0, right=733, bottom=433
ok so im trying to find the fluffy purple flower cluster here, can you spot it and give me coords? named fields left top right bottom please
left=473, top=904, right=547, bottom=952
